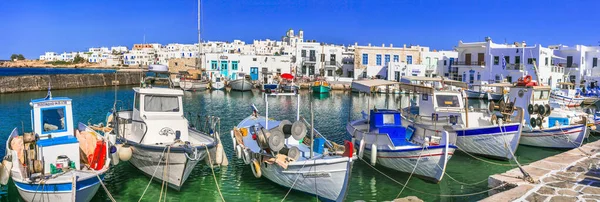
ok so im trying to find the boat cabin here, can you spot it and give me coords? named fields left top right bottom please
left=369, top=109, right=413, bottom=147
left=29, top=96, right=81, bottom=173
left=131, top=87, right=188, bottom=144
left=508, top=84, right=551, bottom=126
left=416, top=91, right=465, bottom=117
left=554, top=82, right=582, bottom=98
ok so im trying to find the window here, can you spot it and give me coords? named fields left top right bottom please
left=301, top=50, right=306, bottom=57
left=593, top=57, right=598, bottom=67
left=211, top=60, right=218, bottom=70
left=41, top=107, right=66, bottom=133
left=533, top=90, right=549, bottom=100
left=394, top=55, right=399, bottom=62
left=527, top=58, right=536, bottom=64
left=495, top=74, right=501, bottom=82
left=362, top=54, right=368, bottom=65
left=504, top=56, right=510, bottom=64
left=545, top=57, right=549, bottom=66
left=144, top=95, right=180, bottom=112
left=477, top=72, right=481, bottom=81
left=232, top=61, right=238, bottom=70
left=407, top=55, right=413, bottom=64
left=515, top=56, right=521, bottom=64
left=494, top=56, right=499, bottom=65
left=376, top=54, right=382, bottom=65
left=253, top=58, right=257, bottom=61
left=436, top=95, right=460, bottom=108
left=384, top=54, right=390, bottom=65
left=327, top=70, right=333, bottom=76
left=362, top=72, right=367, bottom=78
left=134, top=93, right=140, bottom=110
left=444, top=60, right=447, bottom=65
left=506, top=76, right=512, bottom=83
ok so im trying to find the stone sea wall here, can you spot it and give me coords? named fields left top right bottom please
left=0, top=72, right=143, bottom=93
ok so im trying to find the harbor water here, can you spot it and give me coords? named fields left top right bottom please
left=0, top=86, right=597, bottom=201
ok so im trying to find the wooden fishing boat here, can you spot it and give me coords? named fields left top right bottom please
left=312, top=81, right=331, bottom=94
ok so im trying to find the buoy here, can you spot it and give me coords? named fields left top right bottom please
left=291, top=120, right=307, bottom=140
left=236, top=145, right=243, bottom=159
left=215, top=143, right=224, bottom=165
left=268, top=129, right=285, bottom=152
left=358, top=137, right=365, bottom=159
left=118, top=145, right=133, bottom=161
left=243, top=149, right=251, bottom=165
left=0, top=159, right=12, bottom=185
left=250, top=159, right=261, bottom=178
left=370, top=144, right=377, bottom=166
left=112, top=144, right=121, bottom=166
left=108, top=133, right=117, bottom=145
left=523, top=75, right=532, bottom=83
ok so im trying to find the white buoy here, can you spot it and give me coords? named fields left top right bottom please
left=215, top=143, right=224, bottom=165
left=370, top=143, right=377, bottom=166
left=118, top=145, right=133, bottom=161
left=358, top=138, right=365, bottom=159
left=236, top=145, right=243, bottom=159
left=108, top=133, right=117, bottom=145
left=111, top=144, right=120, bottom=166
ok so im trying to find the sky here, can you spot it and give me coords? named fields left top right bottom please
left=1, top=0, right=600, bottom=59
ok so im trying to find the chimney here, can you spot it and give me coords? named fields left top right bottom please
left=354, top=42, right=358, bottom=46
left=390, top=44, right=393, bottom=47
left=368, top=43, right=371, bottom=47
left=382, top=43, right=385, bottom=47
left=403, top=44, right=406, bottom=48
left=522, top=41, right=526, bottom=47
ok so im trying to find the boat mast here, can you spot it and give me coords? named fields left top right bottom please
left=197, top=0, right=202, bottom=70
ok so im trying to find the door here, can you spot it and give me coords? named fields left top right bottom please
left=395, top=71, right=400, bottom=82
left=250, top=67, right=259, bottom=80
left=465, top=54, right=472, bottom=65
left=477, top=53, right=484, bottom=65
left=567, top=56, right=573, bottom=67
left=220, top=61, right=228, bottom=78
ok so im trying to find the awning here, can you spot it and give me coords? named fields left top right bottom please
left=401, top=76, right=468, bottom=89
left=351, top=80, right=399, bottom=93
left=551, top=55, right=566, bottom=60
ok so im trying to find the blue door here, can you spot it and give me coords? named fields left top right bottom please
left=220, top=61, right=228, bottom=78
left=250, top=67, right=259, bottom=80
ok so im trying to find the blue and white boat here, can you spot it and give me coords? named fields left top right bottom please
left=348, top=80, right=456, bottom=182
left=231, top=92, right=354, bottom=201
left=4, top=91, right=111, bottom=202
left=550, top=82, right=586, bottom=107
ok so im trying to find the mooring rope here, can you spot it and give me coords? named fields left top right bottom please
left=359, top=158, right=508, bottom=197
left=396, top=146, right=426, bottom=198
left=205, top=145, right=226, bottom=202
left=281, top=160, right=309, bottom=202
left=92, top=170, right=117, bottom=202
left=138, top=146, right=169, bottom=202
left=158, top=145, right=171, bottom=202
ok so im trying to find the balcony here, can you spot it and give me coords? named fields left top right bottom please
left=452, top=61, right=485, bottom=66
left=302, top=56, right=316, bottom=63
left=558, top=63, right=579, bottom=68
left=506, top=64, right=524, bottom=70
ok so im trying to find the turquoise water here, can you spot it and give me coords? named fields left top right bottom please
left=0, top=87, right=596, bottom=201
left=0, top=67, right=116, bottom=76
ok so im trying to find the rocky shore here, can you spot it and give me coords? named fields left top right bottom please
left=0, top=60, right=120, bottom=69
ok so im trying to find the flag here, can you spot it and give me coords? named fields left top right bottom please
left=502, top=56, right=506, bottom=70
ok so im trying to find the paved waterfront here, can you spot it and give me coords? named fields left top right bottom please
left=483, top=140, right=600, bottom=202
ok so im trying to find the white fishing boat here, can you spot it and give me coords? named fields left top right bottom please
left=230, top=74, right=253, bottom=91
left=485, top=82, right=512, bottom=101
left=231, top=92, right=354, bottom=201
left=4, top=91, right=111, bottom=202
left=508, top=76, right=587, bottom=148
left=398, top=77, right=524, bottom=160
left=108, top=87, right=225, bottom=190
left=550, top=82, right=586, bottom=107
left=210, top=76, right=226, bottom=90
left=348, top=80, right=456, bottom=182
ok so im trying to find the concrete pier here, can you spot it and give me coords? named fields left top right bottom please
left=0, top=72, right=143, bottom=93
left=482, top=140, right=600, bottom=201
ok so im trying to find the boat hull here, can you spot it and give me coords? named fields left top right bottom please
left=126, top=141, right=209, bottom=190
left=180, top=80, right=208, bottom=91
left=262, top=84, right=278, bottom=92
left=550, top=92, right=585, bottom=106
left=13, top=171, right=106, bottom=202
left=454, top=124, right=521, bottom=160
left=312, top=85, right=331, bottom=94
left=230, top=79, right=253, bottom=91
left=211, top=82, right=225, bottom=90
left=260, top=158, right=353, bottom=202
left=520, top=124, right=587, bottom=148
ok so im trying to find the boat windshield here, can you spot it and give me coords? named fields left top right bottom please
left=42, top=107, right=66, bottom=133
left=436, top=95, right=461, bottom=108
left=534, top=90, right=549, bottom=100
left=144, top=95, right=180, bottom=112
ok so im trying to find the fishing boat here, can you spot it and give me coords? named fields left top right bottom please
left=465, top=84, right=488, bottom=99
left=485, top=83, right=512, bottom=101
left=210, top=75, right=226, bottom=90
left=180, top=70, right=209, bottom=91
left=262, top=83, right=279, bottom=93
left=399, top=76, right=524, bottom=160
left=4, top=90, right=111, bottom=201
left=231, top=92, right=354, bottom=201
left=508, top=76, right=587, bottom=148
left=108, top=87, right=226, bottom=190
left=230, top=74, right=253, bottom=91
left=348, top=80, right=456, bottom=182
left=550, top=82, right=586, bottom=107
left=312, top=81, right=331, bottom=94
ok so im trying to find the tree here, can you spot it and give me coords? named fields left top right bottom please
left=73, top=54, right=85, bottom=64
left=10, top=54, right=25, bottom=61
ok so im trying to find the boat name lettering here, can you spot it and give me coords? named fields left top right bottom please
left=302, top=172, right=331, bottom=178
left=35, top=101, right=70, bottom=107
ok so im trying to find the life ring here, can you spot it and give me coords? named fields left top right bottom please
left=523, top=75, right=532, bottom=83
left=250, top=159, right=261, bottom=178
